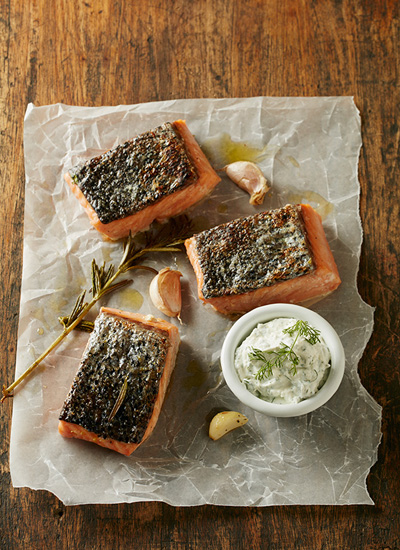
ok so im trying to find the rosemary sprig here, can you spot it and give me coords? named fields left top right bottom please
left=249, top=320, right=321, bottom=380
left=2, top=215, right=193, bottom=403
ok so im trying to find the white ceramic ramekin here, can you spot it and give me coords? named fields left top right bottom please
left=220, top=304, right=345, bottom=417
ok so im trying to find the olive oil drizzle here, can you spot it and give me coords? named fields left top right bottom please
left=201, top=133, right=270, bottom=167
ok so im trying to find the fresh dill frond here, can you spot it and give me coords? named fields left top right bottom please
left=249, top=320, right=321, bottom=380
left=283, top=319, right=321, bottom=345
left=249, top=348, right=274, bottom=379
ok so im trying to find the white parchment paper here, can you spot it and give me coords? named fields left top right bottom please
left=10, top=97, right=381, bottom=506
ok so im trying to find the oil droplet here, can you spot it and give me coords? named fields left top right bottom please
left=101, top=246, right=114, bottom=264
left=48, top=294, right=70, bottom=319
left=202, top=133, right=269, bottom=167
left=287, top=189, right=334, bottom=220
left=32, top=307, right=50, bottom=330
left=117, top=288, right=144, bottom=310
left=76, top=276, right=87, bottom=289
left=217, top=203, right=228, bottom=214
left=183, top=359, right=208, bottom=390
left=37, top=327, right=44, bottom=335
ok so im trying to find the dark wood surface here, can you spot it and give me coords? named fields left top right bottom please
left=1, top=1, right=399, bottom=548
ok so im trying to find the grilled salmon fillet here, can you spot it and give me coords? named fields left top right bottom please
left=185, top=204, right=341, bottom=315
left=58, top=307, right=180, bottom=456
left=65, top=120, right=220, bottom=240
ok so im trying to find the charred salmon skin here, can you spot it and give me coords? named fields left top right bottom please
left=185, top=204, right=341, bottom=315
left=58, top=307, right=180, bottom=456
left=65, top=120, right=220, bottom=240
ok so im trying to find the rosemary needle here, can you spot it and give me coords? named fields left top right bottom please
left=108, top=375, right=129, bottom=422
left=1, top=215, right=193, bottom=403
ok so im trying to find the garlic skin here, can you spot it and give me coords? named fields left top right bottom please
left=149, top=268, right=182, bottom=319
left=223, top=161, right=270, bottom=205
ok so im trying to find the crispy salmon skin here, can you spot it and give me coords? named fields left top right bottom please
left=65, top=120, right=220, bottom=240
left=185, top=204, right=341, bottom=315
left=58, top=307, right=180, bottom=456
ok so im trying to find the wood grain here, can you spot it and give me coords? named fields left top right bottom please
left=1, top=0, right=399, bottom=549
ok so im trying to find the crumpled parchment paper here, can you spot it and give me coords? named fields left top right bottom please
left=10, top=97, right=381, bottom=506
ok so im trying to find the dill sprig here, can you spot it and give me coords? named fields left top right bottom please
left=283, top=319, right=321, bottom=345
left=249, top=320, right=321, bottom=380
left=2, top=215, right=193, bottom=403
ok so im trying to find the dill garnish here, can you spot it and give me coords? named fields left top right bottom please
left=249, top=320, right=321, bottom=380
left=2, top=215, right=193, bottom=403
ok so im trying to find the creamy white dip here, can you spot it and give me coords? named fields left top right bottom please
left=234, top=317, right=331, bottom=404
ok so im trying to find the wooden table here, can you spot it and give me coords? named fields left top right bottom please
left=1, top=1, right=399, bottom=548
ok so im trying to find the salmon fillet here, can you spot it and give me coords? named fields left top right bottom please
left=65, top=120, right=220, bottom=240
left=185, top=204, right=341, bottom=315
left=58, top=307, right=180, bottom=456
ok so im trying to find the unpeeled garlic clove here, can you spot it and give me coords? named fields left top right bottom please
left=223, top=161, right=270, bottom=205
left=208, top=411, right=248, bottom=440
left=149, top=267, right=182, bottom=319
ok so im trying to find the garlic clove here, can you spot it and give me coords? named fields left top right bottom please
left=149, top=268, right=183, bottom=319
left=223, top=161, right=270, bottom=205
left=208, top=411, right=248, bottom=440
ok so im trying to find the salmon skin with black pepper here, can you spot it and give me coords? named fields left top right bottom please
left=65, top=120, right=220, bottom=240
left=185, top=204, right=341, bottom=315
left=58, top=307, right=180, bottom=456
